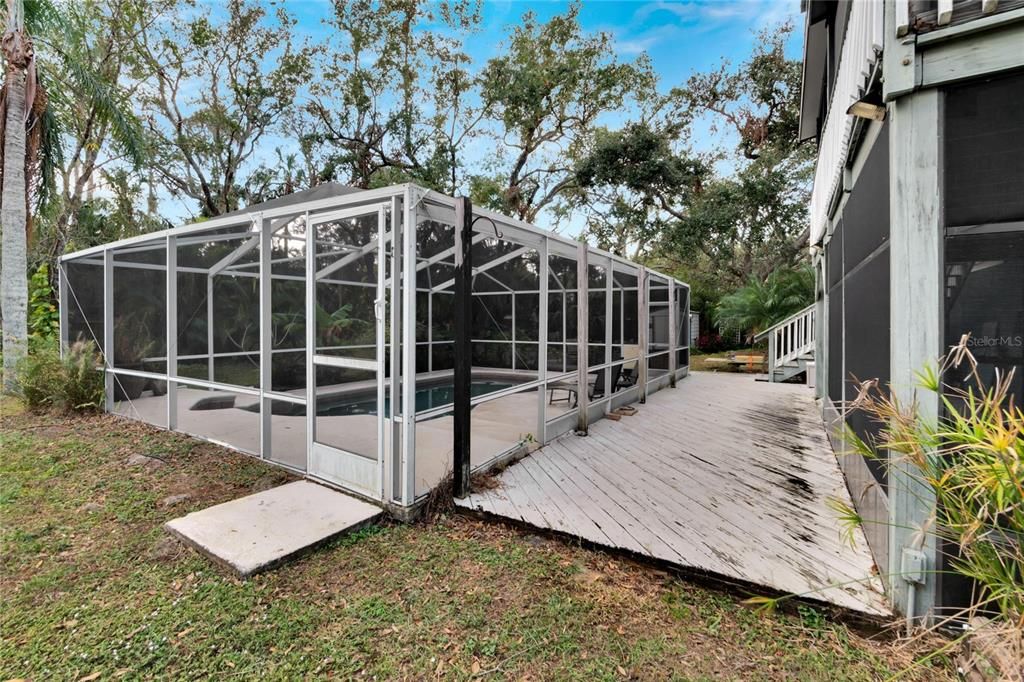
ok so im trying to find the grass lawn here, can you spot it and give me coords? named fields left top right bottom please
left=0, top=399, right=952, bottom=680
left=689, top=348, right=765, bottom=373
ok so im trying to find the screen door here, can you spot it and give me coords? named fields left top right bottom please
left=306, top=204, right=388, bottom=498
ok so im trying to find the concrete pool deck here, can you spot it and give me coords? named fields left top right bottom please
left=113, top=385, right=574, bottom=496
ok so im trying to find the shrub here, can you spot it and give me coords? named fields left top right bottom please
left=15, top=341, right=64, bottom=411
left=837, top=337, right=1022, bottom=672
left=714, top=266, right=814, bottom=339
left=15, top=340, right=104, bottom=413
left=60, top=341, right=105, bottom=411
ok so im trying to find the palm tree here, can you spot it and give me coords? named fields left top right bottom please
left=2, top=0, right=144, bottom=392
left=1, top=0, right=33, bottom=391
left=714, top=265, right=814, bottom=341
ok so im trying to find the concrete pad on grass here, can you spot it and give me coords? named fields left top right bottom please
left=165, top=480, right=383, bottom=577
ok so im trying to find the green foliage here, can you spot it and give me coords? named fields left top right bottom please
left=28, top=264, right=59, bottom=342
left=713, top=266, right=814, bottom=336
left=15, top=341, right=65, bottom=411
left=15, top=339, right=104, bottom=412
left=135, top=0, right=313, bottom=217
left=476, top=2, right=653, bottom=222
left=571, top=21, right=810, bottom=292
left=59, top=340, right=105, bottom=410
left=842, top=340, right=1024, bottom=631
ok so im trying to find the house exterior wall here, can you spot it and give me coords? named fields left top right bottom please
left=804, top=0, right=1024, bottom=622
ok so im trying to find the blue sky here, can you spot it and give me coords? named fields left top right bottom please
left=285, top=0, right=802, bottom=92
left=160, top=0, right=803, bottom=226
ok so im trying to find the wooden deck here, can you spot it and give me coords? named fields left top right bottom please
left=456, top=371, right=890, bottom=616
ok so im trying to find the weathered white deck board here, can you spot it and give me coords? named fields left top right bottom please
left=457, top=372, right=890, bottom=616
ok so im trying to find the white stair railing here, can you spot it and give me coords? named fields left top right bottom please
left=754, top=304, right=816, bottom=381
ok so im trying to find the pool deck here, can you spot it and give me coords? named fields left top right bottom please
left=455, top=371, right=890, bottom=616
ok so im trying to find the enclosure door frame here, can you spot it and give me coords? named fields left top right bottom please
left=305, top=204, right=389, bottom=500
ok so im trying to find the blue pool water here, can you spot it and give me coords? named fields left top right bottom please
left=319, top=380, right=514, bottom=417
left=254, top=381, right=517, bottom=417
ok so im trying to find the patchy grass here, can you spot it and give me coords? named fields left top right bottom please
left=0, top=398, right=952, bottom=680
left=690, top=347, right=765, bottom=373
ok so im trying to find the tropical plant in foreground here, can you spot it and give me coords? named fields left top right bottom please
left=15, top=337, right=103, bottom=411
left=836, top=337, right=1023, bottom=676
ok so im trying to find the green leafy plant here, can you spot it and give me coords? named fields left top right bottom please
left=14, top=339, right=103, bottom=412
left=28, top=264, right=60, bottom=343
left=15, top=340, right=64, bottom=411
left=59, top=340, right=104, bottom=411
left=837, top=337, right=1023, bottom=670
left=713, top=265, right=813, bottom=339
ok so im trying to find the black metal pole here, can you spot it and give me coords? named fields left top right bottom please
left=453, top=197, right=473, bottom=498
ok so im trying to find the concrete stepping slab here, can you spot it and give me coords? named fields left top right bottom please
left=165, top=480, right=383, bottom=577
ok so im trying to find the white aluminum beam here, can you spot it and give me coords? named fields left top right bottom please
left=259, top=217, right=272, bottom=460
left=575, top=241, right=589, bottom=435
left=167, top=235, right=178, bottom=429
left=431, top=245, right=531, bottom=292
left=209, top=233, right=259, bottom=277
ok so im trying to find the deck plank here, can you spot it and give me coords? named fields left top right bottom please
left=456, top=372, right=889, bottom=616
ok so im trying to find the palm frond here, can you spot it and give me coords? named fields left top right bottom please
left=53, top=56, right=147, bottom=168
left=34, top=96, right=63, bottom=217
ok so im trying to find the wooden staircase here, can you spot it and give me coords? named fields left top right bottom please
left=754, top=304, right=816, bottom=383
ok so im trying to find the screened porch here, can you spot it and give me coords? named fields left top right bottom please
left=59, top=183, right=690, bottom=511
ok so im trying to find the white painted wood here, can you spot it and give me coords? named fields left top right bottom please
left=457, top=372, right=890, bottom=615
left=888, top=89, right=941, bottom=621
left=810, top=0, right=884, bottom=243
left=755, top=304, right=815, bottom=382
left=921, top=21, right=1024, bottom=88
left=937, top=0, right=953, bottom=25
left=895, top=0, right=910, bottom=36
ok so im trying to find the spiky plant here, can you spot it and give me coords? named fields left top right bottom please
left=713, top=265, right=813, bottom=339
left=826, top=336, right=1023, bottom=676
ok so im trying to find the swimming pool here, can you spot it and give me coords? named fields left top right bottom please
left=254, top=380, right=518, bottom=417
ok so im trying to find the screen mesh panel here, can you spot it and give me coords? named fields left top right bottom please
left=945, top=71, right=1024, bottom=227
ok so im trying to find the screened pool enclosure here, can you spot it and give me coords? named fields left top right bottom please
left=59, top=183, right=690, bottom=510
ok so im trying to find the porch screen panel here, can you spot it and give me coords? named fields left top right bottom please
left=313, top=212, right=383, bottom=460
left=112, top=244, right=166, bottom=375
left=944, top=72, right=1024, bottom=228
left=175, top=230, right=259, bottom=387
left=837, top=123, right=890, bottom=490
left=843, top=247, right=890, bottom=488
left=415, top=216, right=456, bottom=374
left=647, top=274, right=671, bottom=387
left=612, top=266, right=640, bottom=396
left=270, top=214, right=308, bottom=392
left=940, top=73, right=1024, bottom=618
left=64, top=258, right=105, bottom=354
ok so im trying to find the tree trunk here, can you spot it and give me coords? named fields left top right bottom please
left=2, top=66, right=29, bottom=393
